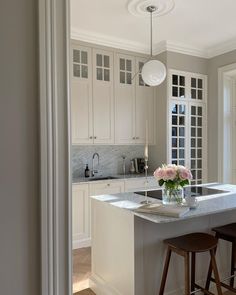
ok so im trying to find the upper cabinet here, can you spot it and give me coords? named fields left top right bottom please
left=115, top=54, right=136, bottom=144
left=71, top=41, right=156, bottom=145
left=92, top=49, right=114, bottom=144
left=135, top=58, right=156, bottom=145
left=71, top=45, right=93, bottom=144
left=115, top=54, right=156, bottom=145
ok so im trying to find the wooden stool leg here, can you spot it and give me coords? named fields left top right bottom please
left=184, top=252, right=190, bottom=295
left=230, top=241, right=236, bottom=287
left=205, top=235, right=218, bottom=292
left=159, top=247, right=172, bottom=295
left=191, top=252, right=196, bottom=293
left=210, top=249, right=223, bottom=295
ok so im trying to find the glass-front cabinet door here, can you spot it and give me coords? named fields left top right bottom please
left=168, top=70, right=207, bottom=184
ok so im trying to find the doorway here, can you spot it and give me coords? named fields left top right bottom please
left=218, top=64, right=236, bottom=184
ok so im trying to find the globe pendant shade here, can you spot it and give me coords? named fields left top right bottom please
left=141, top=60, right=167, bottom=86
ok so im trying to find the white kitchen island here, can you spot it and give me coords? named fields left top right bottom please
left=90, top=184, right=236, bottom=295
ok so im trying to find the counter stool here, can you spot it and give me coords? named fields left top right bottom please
left=159, top=232, right=222, bottom=295
left=205, top=223, right=236, bottom=293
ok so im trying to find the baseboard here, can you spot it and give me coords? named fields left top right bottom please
left=89, top=274, right=123, bottom=295
left=73, top=238, right=91, bottom=249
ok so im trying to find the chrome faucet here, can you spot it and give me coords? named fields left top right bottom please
left=92, top=152, right=100, bottom=177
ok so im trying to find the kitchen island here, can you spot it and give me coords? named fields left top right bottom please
left=90, top=184, right=236, bottom=295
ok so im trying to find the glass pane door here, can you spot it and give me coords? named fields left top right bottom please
left=190, top=104, right=203, bottom=185
left=170, top=102, right=187, bottom=166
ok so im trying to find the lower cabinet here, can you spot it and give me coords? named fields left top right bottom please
left=72, top=177, right=158, bottom=249
left=89, top=180, right=125, bottom=196
left=72, top=183, right=90, bottom=249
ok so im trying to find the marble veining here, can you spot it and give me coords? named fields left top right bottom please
left=91, top=183, right=236, bottom=224
left=72, top=145, right=146, bottom=178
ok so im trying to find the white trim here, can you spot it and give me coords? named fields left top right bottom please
left=208, top=39, right=236, bottom=58
left=71, top=29, right=236, bottom=59
left=218, top=63, right=236, bottom=182
left=39, top=0, right=72, bottom=294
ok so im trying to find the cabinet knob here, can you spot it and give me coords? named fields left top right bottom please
left=132, top=137, right=135, bottom=140
left=107, top=183, right=110, bottom=186
left=94, top=136, right=97, bottom=139
left=89, top=136, right=93, bottom=139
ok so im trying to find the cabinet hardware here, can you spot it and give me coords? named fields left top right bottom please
left=132, top=137, right=135, bottom=140
left=107, top=183, right=110, bottom=186
left=94, top=136, right=97, bottom=139
left=136, top=137, right=139, bottom=139
left=89, top=136, right=93, bottom=139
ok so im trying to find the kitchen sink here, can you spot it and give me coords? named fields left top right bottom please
left=88, top=176, right=118, bottom=181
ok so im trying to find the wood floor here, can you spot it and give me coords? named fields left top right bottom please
left=73, top=247, right=92, bottom=293
left=73, top=247, right=235, bottom=295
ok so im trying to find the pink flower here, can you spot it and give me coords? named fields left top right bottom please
left=179, top=167, right=192, bottom=180
left=165, top=167, right=177, bottom=180
left=154, top=168, right=166, bottom=180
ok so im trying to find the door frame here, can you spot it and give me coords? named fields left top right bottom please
left=218, top=62, right=236, bottom=182
left=39, top=0, right=72, bottom=294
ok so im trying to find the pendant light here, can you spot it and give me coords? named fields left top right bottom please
left=141, top=6, right=166, bottom=86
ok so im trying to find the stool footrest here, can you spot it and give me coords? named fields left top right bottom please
left=193, top=283, right=214, bottom=295
left=210, top=278, right=236, bottom=293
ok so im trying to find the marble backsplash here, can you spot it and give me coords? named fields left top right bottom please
left=72, top=145, right=146, bottom=178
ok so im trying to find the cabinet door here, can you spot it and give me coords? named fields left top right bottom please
left=115, top=54, right=135, bottom=144
left=93, top=49, right=114, bottom=144
left=72, top=183, right=90, bottom=249
left=135, top=58, right=156, bottom=144
left=71, top=44, right=93, bottom=144
left=90, top=180, right=125, bottom=196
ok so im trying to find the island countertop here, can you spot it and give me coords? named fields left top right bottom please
left=91, top=183, right=236, bottom=224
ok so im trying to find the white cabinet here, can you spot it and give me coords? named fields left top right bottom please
left=168, top=70, right=207, bottom=185
left=135, top=58, right=156, bottom=145
left=115, top=54, right=136, bottom=144
left=90, top=180, right=125, bottom=196
left=115, top=54, right=156, bottom=145
left=125, top=177, right=158, bottom=192
left=92, top=49, right=114, bottom=144
left=72, top=183, right=90, bottom=249
left=71, top=44, right=114, bottom=145
left=71, top=44, right=93, bottom=144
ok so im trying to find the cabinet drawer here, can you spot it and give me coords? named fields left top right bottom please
left=89, top=180, right=125, bottom=196
left=125, top=177, right=158, bottom=192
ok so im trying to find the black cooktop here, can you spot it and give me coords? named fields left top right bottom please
left=135, top=186, right=228, bottom=200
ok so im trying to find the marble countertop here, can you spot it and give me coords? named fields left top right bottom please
left=91, top=183, right=236, bottom=223
left=73, top=173, right=155, bottom=184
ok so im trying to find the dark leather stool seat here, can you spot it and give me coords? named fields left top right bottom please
left=205, top=223, right=236, bottom=293
left=159, top=232, right=222, bottom=295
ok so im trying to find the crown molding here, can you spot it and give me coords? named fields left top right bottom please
left=71, top=28, right=236, bottom=59
left=71, top=28, right=149, bottom=54
left=207, top=39, right=236, bottom=58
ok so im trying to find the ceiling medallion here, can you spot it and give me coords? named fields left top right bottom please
left=128, top=0, right=175, bottom=17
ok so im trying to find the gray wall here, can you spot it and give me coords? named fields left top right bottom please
left=208, top=49, right=236, bottom=181
left=0, top=1, right=40, bottom=294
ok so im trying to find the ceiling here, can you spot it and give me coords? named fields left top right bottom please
left=70, top=0, right=236, bottom=58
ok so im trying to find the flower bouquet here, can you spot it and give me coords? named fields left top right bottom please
left=154, top=164, right=192, bottom=205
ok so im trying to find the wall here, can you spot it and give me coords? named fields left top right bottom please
left=208, top=49, right=236, bottom=181
left=0, top=1, right=40, bottom=294
left=72, top=145, right=145, bottom=178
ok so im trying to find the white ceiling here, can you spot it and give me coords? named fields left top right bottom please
left=71, top=0, right=236, bottom=58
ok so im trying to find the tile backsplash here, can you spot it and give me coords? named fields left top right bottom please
left=72, top=145, right=146, bottom=178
